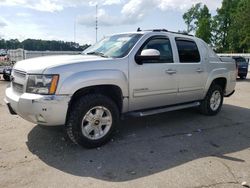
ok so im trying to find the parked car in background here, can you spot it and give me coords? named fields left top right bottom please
left=3, top=67, right=12, bottom=81
left=0, top=49, right=8, bottom=62
left=233, top=56, right=249, bottom=79
left=0, top=49, right=7, bottom=56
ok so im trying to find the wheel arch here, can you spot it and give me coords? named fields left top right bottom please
left=211, top=77, right=227, bottom=92
left=58, top=70, right=128, bottom=96
left=204, top=68, right=229, bottom=97
left=204, top=77, right=227, bottom=97
left=66, top=84, right=124, bottom=122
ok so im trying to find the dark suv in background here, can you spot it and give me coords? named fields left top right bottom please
left=233, top=56, right=249, bottom=79
left=3, top=67, right=12, bottom=81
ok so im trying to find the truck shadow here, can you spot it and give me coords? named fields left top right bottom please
left=26, top=104, right=250, bottom=182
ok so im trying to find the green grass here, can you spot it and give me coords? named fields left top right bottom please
left=0, top=61, right=12, bottom=66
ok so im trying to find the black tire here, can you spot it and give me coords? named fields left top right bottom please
left=65, top=94, right=119, bottom=148
left=199, top=84, right=224, bottom=116
left=239, top=75, right=246, bottom=79
left=3, top=74, right=10, bottom=81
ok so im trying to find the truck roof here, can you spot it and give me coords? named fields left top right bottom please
left=137, top=28, right=194, bottom=36
left=110, top=28, right=198, bottom=40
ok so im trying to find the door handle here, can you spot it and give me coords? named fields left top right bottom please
left=196, top=68, right=204, bottom=73
left=165, top=69, right=177, bottom=75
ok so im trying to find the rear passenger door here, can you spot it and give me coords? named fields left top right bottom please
left=175, top=38, right=206, bottom=103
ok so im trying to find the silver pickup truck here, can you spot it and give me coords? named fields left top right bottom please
left=5, top=29, right=237, bottom=148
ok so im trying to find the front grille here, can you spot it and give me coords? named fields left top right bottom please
left=12, top=82, right=24, bottom=94
left=13, top=70, right=26, bottom=79
left=12, top=69, right=27, bottom=94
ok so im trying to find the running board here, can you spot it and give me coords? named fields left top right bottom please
left=126, top=102, right=200, bottom=117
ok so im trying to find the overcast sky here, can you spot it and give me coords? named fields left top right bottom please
left=0, top=0, right=222, bottom=45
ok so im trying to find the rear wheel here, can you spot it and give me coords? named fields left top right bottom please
left=199, top=84, right=224, bottom=116
left=65, top=94, right=119, bottom=148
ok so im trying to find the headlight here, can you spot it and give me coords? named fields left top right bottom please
left=26, top=74, right=59, bottom=95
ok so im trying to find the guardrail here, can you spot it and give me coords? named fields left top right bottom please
left=218, top=53, right=250, bottom=60
left=218, top=54, right=250, bottom=70
left=8, top=49, right=82, bottom=63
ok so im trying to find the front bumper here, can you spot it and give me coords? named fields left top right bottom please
left=5, top=87, right=71, bottom=126
left=5, top=100, right=17, bottom=115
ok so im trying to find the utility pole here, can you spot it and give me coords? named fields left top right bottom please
left=95, top=4, right=98, bottom=43
left=74, top=16, right=76, bottom=44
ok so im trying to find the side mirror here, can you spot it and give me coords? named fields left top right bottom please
left=135, top=49, right=160, bottom=65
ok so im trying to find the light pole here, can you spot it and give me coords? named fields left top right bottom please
left=96, top=4, right=98, bottom=43
left=74, top=16, right=77, bottom=44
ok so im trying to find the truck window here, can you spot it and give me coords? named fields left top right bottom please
left=83, top=34, right=143, bottom=58
left=141, top=37, right=173, bottom=63
left=175, top=39, right=201, bottom=63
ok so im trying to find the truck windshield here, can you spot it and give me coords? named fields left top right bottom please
left=83, top=34, right=142, bottom=58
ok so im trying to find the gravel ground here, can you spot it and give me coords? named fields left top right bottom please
left=0, top=76, right=250, bottom=188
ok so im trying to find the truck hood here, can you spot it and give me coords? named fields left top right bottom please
left=13, top=55, right=107, bottom=73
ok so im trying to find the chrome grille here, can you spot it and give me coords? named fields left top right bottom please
left=12, top=69, right=27, bottom=94
left=12, top=82, right=24, bottom=93
left=13, top=70, right=26, bottom=79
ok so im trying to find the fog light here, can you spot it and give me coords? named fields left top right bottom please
left=36, top=114, right=46, bottom=123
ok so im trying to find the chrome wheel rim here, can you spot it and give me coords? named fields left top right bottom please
left=81, top=106, right=112, bottom=140
left=210, top=90, right=221, bottom=111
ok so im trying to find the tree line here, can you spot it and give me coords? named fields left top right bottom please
left=0, top=38, right=90, bottom=51
left=183, top=0, right=250, bottom=53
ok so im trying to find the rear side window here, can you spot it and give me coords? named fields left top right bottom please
left=176, top=39, right=201, bottom=63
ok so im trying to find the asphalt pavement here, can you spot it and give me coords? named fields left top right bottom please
left=0, top=76, right=250, bottom=188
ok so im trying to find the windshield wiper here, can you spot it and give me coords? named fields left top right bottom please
left=86, top=52, right=109, bottom=58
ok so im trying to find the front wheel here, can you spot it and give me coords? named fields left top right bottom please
left=65, top=94, right=119, bottom=148
left=199, top=85, right=224, bottom=116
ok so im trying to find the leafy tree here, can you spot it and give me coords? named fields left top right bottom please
left=0, top=38, right=90, bottom=51
left=195, top=5, right=212, bottom=44
left=183, top=3, right=201, bottom=33
left=183, top=3, right=212, bottom=44
left=212, top=0, right=239, bottom=52
left=183, top=0, right=250, bottom=52
left=229, top=0, right=250, bottom=52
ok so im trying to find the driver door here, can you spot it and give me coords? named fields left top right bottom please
left=128, top=36, right=179, bottom=111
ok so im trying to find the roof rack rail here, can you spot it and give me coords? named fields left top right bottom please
left=136, top=28, right=194, bottom=36
left=168, top=30, right=194, bottom=36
